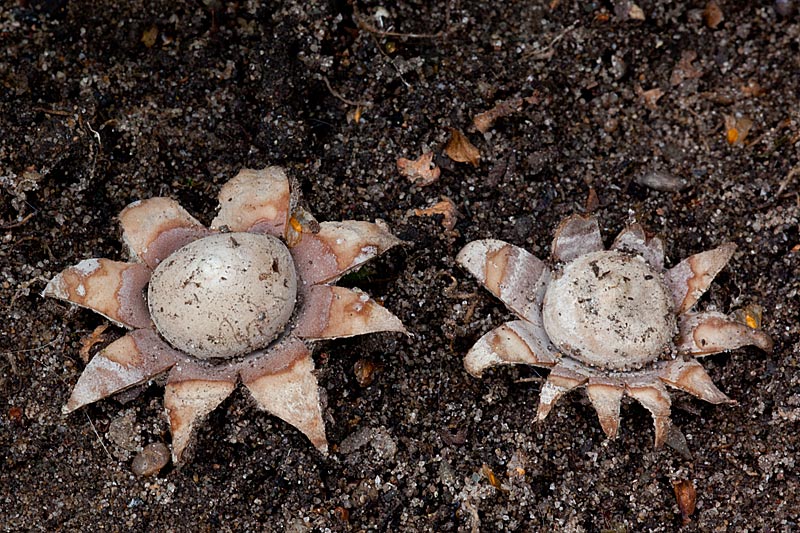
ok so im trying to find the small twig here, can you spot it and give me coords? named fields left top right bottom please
left=776, top=163, right=800, bottom=197
left=32, top=107, right=73, bottom=117
left=523, top=20, right=579, bottom=59
left=322, top=76, right=371, bottom=107
left=84, top=411, right=114, bottom=462
left=0, top=212, right=35, bottom=229
left=352, top=3, right=448, bottom=40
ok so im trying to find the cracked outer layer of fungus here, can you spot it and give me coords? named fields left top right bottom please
left=44, top=166, right=406, bottom=463
left=457, top=215, right=773, bottom=447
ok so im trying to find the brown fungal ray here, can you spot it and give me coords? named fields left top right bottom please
left=64, top=329, right=181, bottom=413
left=626, top=380, right=672, bottom=448
left=611, top=223, right=665, bottom=270
left=535, top=364, right=588, bottom=422
left=119, top=197, right=210, bottom=269
left=164, top=361, right=238, bottom=464
left=239, top=336, right=328, bottom=451
left=290, top=221, right=402, bottom=286
left=551, top=214, right=604, bottom=263
left=658, top=358, right=732, bottom=404
left=293, top=285, right=406, bottom=339
left=43, top=259, right=152, bottom=329
left=586, top=379, right=624, bottom=440
left=463, top=320, right=557, bottom=377
left=677, top=311, right=774, bottom=356
left=211, top=166, right=292, bottom=237
left=664, top=243, right=736, bottom=314
left=456, top=239, right=551, bottom=326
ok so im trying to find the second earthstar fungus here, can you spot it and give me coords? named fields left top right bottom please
left=44, top=166, right=407, bottom=464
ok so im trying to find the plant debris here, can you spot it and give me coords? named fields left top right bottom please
left=413, top=197, right=458, bottom=230
left=672, top=479, right=697, bottom=525
left=397, top=151, right=441, bottom=186
left=445, top=129, right=480, bottom=167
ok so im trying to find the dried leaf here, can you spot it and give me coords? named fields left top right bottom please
left=414, top=197, right=458, bottom=230
left=397, top=151, right=441, bottom=186
left=473, top=94, right=540, bottom=133
left=672, top=479, right=697, bottom=525
left=703, top=1, right=724, bottom=28
left=141, top=26, right=159, bottom=48
left=79, top=324, right=109, bottom=363
left=445, top=129, right=480, bottom=167
left=636, top=86, right=665, bottom=110
left=585, top=187, right=600, bottom=212
left=724, top=114, right=753, bottom=146
left=670, top=50, right=702, bottom=86
left=353, top=358, right=383, bottom=387
left=482, top=464, right=502, bottom=489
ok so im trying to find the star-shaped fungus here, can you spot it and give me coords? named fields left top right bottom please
left=457, top=215, right=773, bottom=447
left=44, top=167, right=406, bottom=463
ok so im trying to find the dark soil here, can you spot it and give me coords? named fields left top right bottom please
left=2, top=1, right=799, bottom=531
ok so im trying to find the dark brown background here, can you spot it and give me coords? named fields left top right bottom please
left=1, top=1, right=798, bottom=531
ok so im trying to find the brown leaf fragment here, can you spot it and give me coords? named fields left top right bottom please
left=703, top=1, right=724, bottom=28
left=79, top=324, right=109, bottom=363
left=445, top=129, right=480, bottom=167
left=353, top=358, right=383, bottom=387
left=414, top=197, right=458, bottom=230
left=141, top=26, right=159, bottom=48
left=473, top=96, right=534, bottom=133
left=724, top=114, right=753, bottom=145
left=397, top=151, right=441, bottom=186
left=482, top=464, right=503, bottom=490
left=672, top=479, right=697, bottom=525
left=670, top=51, right=702, bottom=86
left=585, top=187, right=600, bottom=212
left=636, top=86, right=665, bottom=110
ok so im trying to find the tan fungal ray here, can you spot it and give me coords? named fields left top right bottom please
left=239, top=336, right=327, bottom=451
left=211, top=166, right=292, bottom=236
left=456, top=239, right=551, bottom=325
left=64, top=330, right=181, bottom=413
left=463, top=320, right=557, bottom=377
left=535, top=364, right=588, bottom=422
left=586, top=379, right=624, bottom=440
left=625, top=380, right=672, bottom=448
left=290, top=221, right=402, bottom=286
left=658, top=358, right=732, bottom=404
left=664, top=243, right=736, bottom=314
left=43, top=259, right=152, bottom=329
left=677, top=311, right=774, bottom=356
left=119, top=197, right=209, bottom=268
left=611, top=223, right=665, bottom=270
left=293, top=285, right=406, bottom=339
left=551, top=214, right=604, bottom=263
left=164, top=361, right=238, bottom=464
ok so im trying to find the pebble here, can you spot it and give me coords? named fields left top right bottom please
left=131, top=442, right=170, bottom=477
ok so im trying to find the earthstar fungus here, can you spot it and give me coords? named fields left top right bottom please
left=457, top=215, right=773, bottom=447
left=45, top=167, right=406, bottom=463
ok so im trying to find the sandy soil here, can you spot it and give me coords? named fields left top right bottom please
left=2, top=1, right=799, bottom=531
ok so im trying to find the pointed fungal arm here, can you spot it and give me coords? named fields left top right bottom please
left=456, top=239, right=551, bottom=325
left=293, top=285, right=406, bottom=340
left=119, top=197, right=209, bottom=268
left=535, top=364, right=588, bottom=423
left=64, top=330, right=181, bottom=413
left=664, top=243, right=736, bottom=314
left=43, top=259, right=152, bottom=329
left=211, top=166, right=292, bottom=236
left=626, top=380, right=672, bottom=448
left=677, top=311, right=773, bottom=357
left=164, top=361, right=238, bottom=464
left=611, top=223, right=665, bottom=270
left=658, top=358, right=732, bottom=404
left=551, top=214, right=603, bottom=263
left=463, top=320, right=557, bottom=377
left=586, top=379, right=624, bottom=440
left=290, top=220, right=402, bottom=286
left=239, top=336, right=328, bottom=452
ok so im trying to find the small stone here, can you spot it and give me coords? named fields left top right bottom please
left=131, top=442, right=170, bottom=477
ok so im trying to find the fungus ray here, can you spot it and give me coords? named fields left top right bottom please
left=626, top=380, right=672, bottom=448
left=456, top=239, right=550, bottom=325
left=43, top=258, right=152, bottom=329
left=610, top=223, right=665, bottom=270
left=586, top=380, right=624, bottom=440
left=210, top=166, right=292, bottom=236
left=658, top=358, right=732, bottom=404
left=119, top=197, right=209, bottom=268
left=462, top=320, right=557, bottom=377
left=535, top=364, right=588, bottom=422
left=293, top=285, right=406, bottom=339
left=664, top=243, right=736, bottom=314
left=551, top=214, right=603, bottom=263
left=677, top=311, right=774, bottom=356
left=164, top=362, right=238, bottom=463
left=290, top=221, right=402, bottom=286
left=64, top=330, right=180, bottom=413
left=239, top=338, right=328, bottom=452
